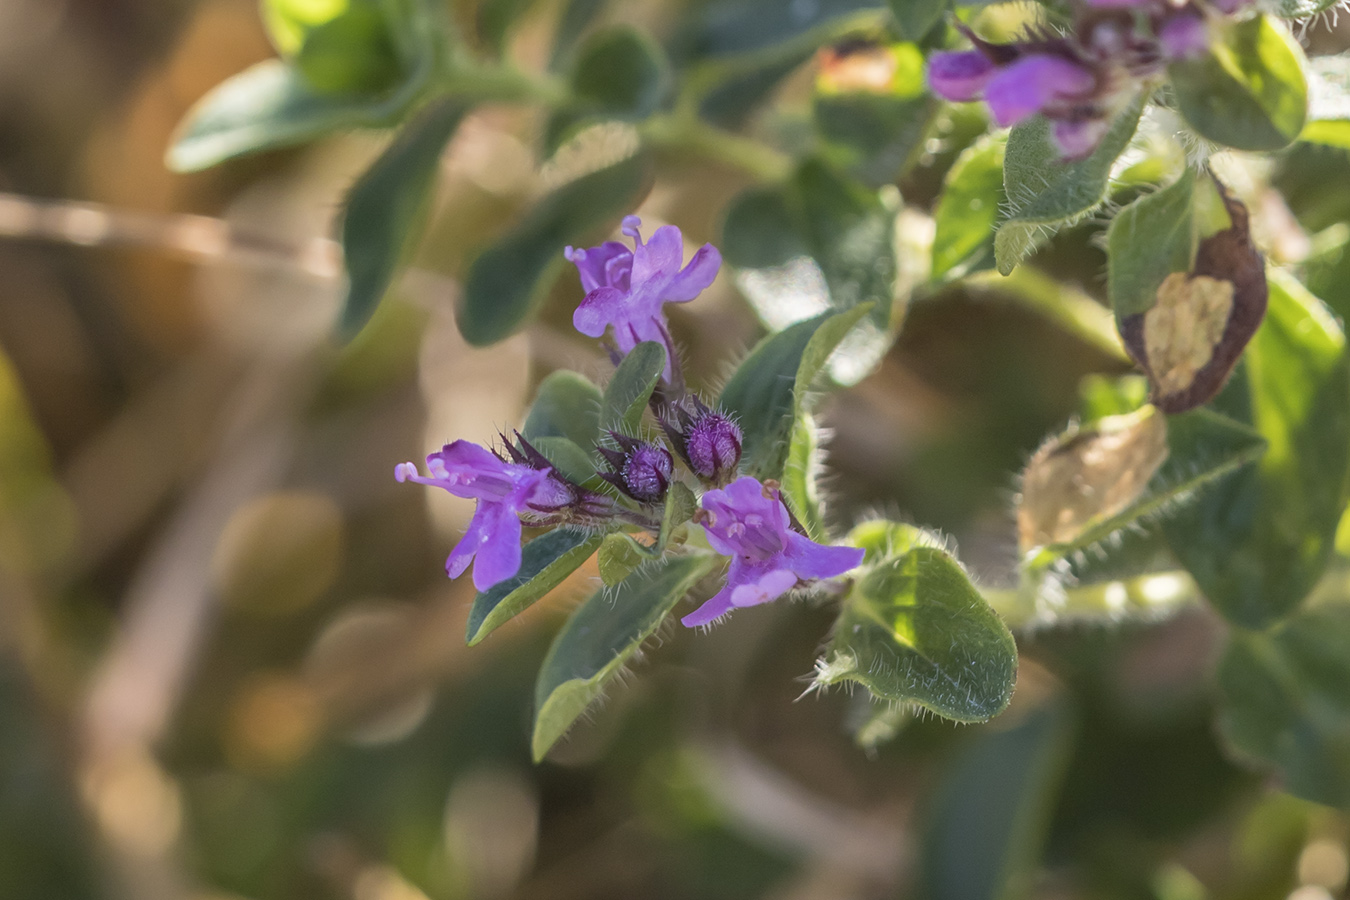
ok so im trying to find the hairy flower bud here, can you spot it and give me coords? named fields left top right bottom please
left=660, top=396, right=742, bottom=485
left=598, top=434, right=674, bottom=504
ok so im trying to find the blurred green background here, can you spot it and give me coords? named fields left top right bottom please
left=1, top=1, right=1349, bottom=898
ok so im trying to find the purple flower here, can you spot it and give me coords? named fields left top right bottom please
left=928, top=50, right=997, bottom=102
left=1052, top=118, right=1110, bottom=159
left=984, top=54, right=1096, bottom=127
left=681, top=477, right=865, bottom=627
left=396, top=440, right=577, bottom=591
left=565, top=216, right=721, bottom=379
left=1158, top=12, right=1209, bottom=60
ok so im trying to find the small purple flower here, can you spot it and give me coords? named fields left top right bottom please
left=928, top=50, right=997, bottom=102
left=396, top=440, right=577, bottom=591
left=565, top=216, right=721, bottom=380
left=984, top=54, right=1096, bottom=128
left=1158, top=12, right=1209, bottom=60
left=597, top=434, right=674, bottom=504
left=681, top=477, right=865, bottom=628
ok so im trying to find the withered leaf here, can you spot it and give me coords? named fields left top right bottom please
left=1119, top=177, right=1267, bottom=414
left=1018, top=407, right=1169, bottom=553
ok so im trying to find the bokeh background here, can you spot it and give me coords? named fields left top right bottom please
left=2, top=1, right=1349, bottom=898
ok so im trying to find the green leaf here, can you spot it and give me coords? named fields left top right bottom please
left=1106, top=169, right=1195, bottom=319
left=931, top=132, right=1006, bottom=281
left=339, top=99, right=469, bottom=336
left=600, top=341, right=665, bottom=433
left=549, top=0, right=607, bottom=70
left=294, top=1, right=403, bottom=95
left=522, top=371, right=603, bottom=449
left=457, top=150, right=653, bottom=346
left=477, top=0, right=542, bottom=53
left=597, top=532, right=648, bottom=586
left=781, top=412, right=825, bottom=541
left=817, top=531, right=1017, bottom=722
left=718, top=304, right=871, bottom=479
left=658, top=481, right=697, bottom=550
left=1300, top=55, right=1350, bottom=149
left=165, top=59, right=419, bottom=172
left=722, top=160, right=897, bottom=335
left=813, top=44, right=933, bottom=187
left=1019, top=406, right=1267, bottom=574
left=526, top=436, right=598, bottom=484
left=465, top=528, right=604, bottom=645
left=571, top=26, right=670, bottom=119
left=994, top=94, right=1144, bottom=274
left=532, top=553, right=716, bottom=760
left=1217, top=604, right=1350, bottom=808
left=1168, top=14, right=1308, bottom=152
left=1164, top=273, right=1350, bottom=627
left=920, top=705, right=1074, bottom=900
left=887, top=0, right=946, bottom=41
left=1078, top=373, right=1149, bottom=422
left=676, top=0, right=882, bottom=58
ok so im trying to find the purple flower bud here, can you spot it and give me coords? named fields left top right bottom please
left=984, top=54, right=1096, bottom=127
left=598, top=434, right=674, bottom=504
left=1158, top=12, right=1209, bottom=61
left=660, top=396, right=742, bottom=485
left=681, top=477, right=865, bottom=627
left=928, top=50, right=997, bottom=102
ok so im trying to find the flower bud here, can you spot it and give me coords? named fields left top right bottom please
left=661, top=397, right=742, bottom=485
left=598, top=434, right=674, bottom=504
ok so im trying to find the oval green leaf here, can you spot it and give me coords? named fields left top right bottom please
left=522, top=370, right=603, bottom=449
left=532, top=552, right=716, bottom=760
left=931, top=132, right=1006, bottom=281
left=340, top=98, right=470, bottom=337
left=466, top=528, right=604, bottom=645
left=816, top=535, right=1018, bottom=723
left=571, top=25, right=670, bottom=119
left=1168, top=15, right=1308, bottom=152
left=600, top=341, right=665, bottom=433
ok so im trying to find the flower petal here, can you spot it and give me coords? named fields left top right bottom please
left=632, top=224, right=684, bottom=286
left=728, top=563, right=799, bottom=608
left=573, top=286, right=629, bottom=338
left=662, top=244, right=722, bottom=303
left=566, top=241, right=632, bottom=292
left=681, top=584, right=736, bottom=627
left=783, top=532, right=866, bottom=580
left=928, top=50, right=996, bottom=102
left=470, top=502, right=525, bottom=590
left=984, top=55, right=1095, bottom=127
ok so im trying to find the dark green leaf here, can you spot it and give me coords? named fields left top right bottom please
left=294, top=2, right=402, bottom=95
left=1217, top=604, right=1350, bottom=808
left=522, top=370, right=603, bottom=450
left=339, top=99, right=469, bottom=336
left=458, top=150, right=653, bottom=346
left=888, top=0, right=946, bottom=41
left=527, top=436, right=599, bottom=484
left=1164, top=273, right=1350, bottom=627
left=931, top=132, right=1005, bottom=281
left=466, top=528, right=604, bottom=645
left=549, top=0, right=608, bottom=70
left=532, top=553, right=716, bottom=760
left=600, top=341, right=665, bottom=433
left=571, top=26, right=669, bottom=119
left=719, top=304, right=871, bottom=479
left=1106, top=169, right=1195, bottom=319
left=921, top=705, right=1074, bottom=900
left=676, top=0, right=881, bottom=58
left=995, top=94, right=1145, bottom=274
left=1168, top=14, right=1308, bottom=152
left=165, top=60, right=419, bottom=172
left=817, top=529, right=1017, bottom=722
left=478, top=0, right=542, bottom=53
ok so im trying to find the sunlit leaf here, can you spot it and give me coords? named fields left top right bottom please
left=931, top=132, right=1006, bottom=281
left=1168, top=15, right=1307, bottom=152
left=817, top=523, right=1017, bottom=722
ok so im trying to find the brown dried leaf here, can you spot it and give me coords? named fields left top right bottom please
left=1018, top=408, right=1169, bottom=552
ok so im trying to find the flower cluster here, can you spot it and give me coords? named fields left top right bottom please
left=928, top=0, right=1242, bottom=158
left=397, top=217, right=864, bottom=625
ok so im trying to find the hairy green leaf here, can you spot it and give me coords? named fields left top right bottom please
left=1106, top=169, right=1195, bottom=319
left=931, top=132, right=1006, bottom=281
left=522, top=371, right=603, bottom=450
left=600, top=341, right=665, bottom=433
left=466, top=529, right=604, bottom=645
left=532, top=553, right=716, bottom=760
